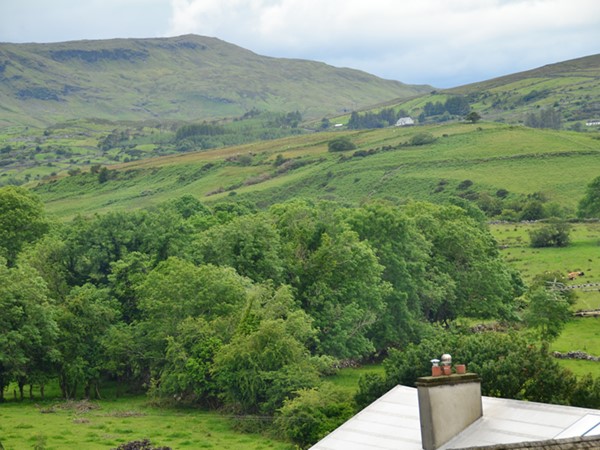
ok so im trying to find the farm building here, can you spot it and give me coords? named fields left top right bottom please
left=396, top=117, right=415, bottom=126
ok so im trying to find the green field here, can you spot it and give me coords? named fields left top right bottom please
left=27, top=123, right=600, bottom=220
left=490, top=222, right=600, bottom=377
left=0, top=395, right=291, bottom=450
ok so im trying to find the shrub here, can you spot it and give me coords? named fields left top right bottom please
left=276, top=383, right=354, bottom=449
left=457, top=179, right=473, bottom=190
left=529, top=220, right=571, bottom=248
left=409, top=132, right=436, bottom=146
left=328, top=137, right=356, bottom=152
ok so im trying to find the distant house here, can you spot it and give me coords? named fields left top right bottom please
left=396, top=117, right=415, bottom=127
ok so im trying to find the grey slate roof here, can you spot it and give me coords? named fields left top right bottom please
left=309, top=385, right=600, bottom=450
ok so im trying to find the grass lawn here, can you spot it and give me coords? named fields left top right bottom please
left=327, top=364, right=385, bottom=395
left=0, top=394, right=291, bottom=450
left=490, top=222, right=600, bottom=310
left=551, top=317, right=600, bottom=378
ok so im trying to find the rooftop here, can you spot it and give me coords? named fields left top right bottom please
left=309, top=384, right=600, bottom=450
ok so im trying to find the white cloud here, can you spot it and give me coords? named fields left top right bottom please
left=0, top=0, right=597, bottom=86
left=167, top=0, right=600, bottom=86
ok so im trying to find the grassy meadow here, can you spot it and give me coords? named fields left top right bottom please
left=29, top=122, right=600, bottom=220
left=0, top=395, right=291, bottom=450
left=490, top=222, right=600, bottom=377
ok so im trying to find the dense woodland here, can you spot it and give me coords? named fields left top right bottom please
left=2, top=182, right=600, bottom=447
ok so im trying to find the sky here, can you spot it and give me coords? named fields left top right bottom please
left=0, top=0, right=598, bottom=88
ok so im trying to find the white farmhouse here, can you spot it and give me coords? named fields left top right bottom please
left=396, top=117, right=415, bottom=127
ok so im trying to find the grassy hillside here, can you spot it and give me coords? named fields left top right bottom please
left=32, top=122, right=600, bottom=220
left=0, top=35, right=430, bottom=127
left=350, top=54, right=600, bottom=129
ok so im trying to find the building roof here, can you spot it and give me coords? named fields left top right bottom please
left=309, top=385, right=600, bottom=450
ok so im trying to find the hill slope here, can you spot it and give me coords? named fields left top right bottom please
left=359, top=54, right=600, bottom=128
left=0, top=34, right=431, bottom=127
left=33, top=123, right=600, bottom=219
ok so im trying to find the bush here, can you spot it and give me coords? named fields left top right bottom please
left=457, top=179, right=473, bottom=190
left=327, top=137, right=356, bottom=152
left=276, top=383, right=354, bottom=449
left=529, top=220, right=571, bottom=248
left=409, top=132, right=436, bottom=146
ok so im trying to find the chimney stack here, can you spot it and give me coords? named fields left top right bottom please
left=416, top=355, right=482, bottom=450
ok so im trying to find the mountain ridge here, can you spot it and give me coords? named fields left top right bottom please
left=0, top=34, right=431, bottom=127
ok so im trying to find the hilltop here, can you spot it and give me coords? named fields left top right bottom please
left=0, top=34, right=430, bottom=127
left=375, top=54, right=600, bottom=128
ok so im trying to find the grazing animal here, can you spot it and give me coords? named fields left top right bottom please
left=568, top=271, right=585, bottom=280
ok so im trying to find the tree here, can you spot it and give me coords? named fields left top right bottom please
left=524, top=287, right=571, bottom=342
left=276, top=383, right=353, bottom=448
left=404, top=202, right=522, bottom=323
left=56, top=284, right=119, bottom=399
left=136, top=258, right=251, bottom=378
left=0, top=260, right=58, bottom=401
left=0, top=186, right=49, bottom=266
left=299, top=230, right=390, bottom=359
left=577, top=175, right=600, bottom=218
left=213, top=318, right=320, bottom=414
left=444, top=96, right=470, bottom=115
left=358, top=332, right=578, bottom=408
left=345, top=202, right=430, bottom=348
left=155, top=317, right=222, bottom=405
left=327, top=137, right=356, bottom=152
left=465, top=111, right=481, bottom=123
left=194, top=213, right=284, bottom=283
left=409, top=132, right=436, bottom=146
left=529, top=220, right=570, bottom=248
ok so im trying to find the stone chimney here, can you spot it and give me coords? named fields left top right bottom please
left=416, top=355, right=482, bottom=450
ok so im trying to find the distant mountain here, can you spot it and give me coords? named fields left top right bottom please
left=0, top=35, right=431, bottom=127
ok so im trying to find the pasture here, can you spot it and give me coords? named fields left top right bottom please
left=490, top=222, right=600, bottom=377
left=0, top=394, right=291, bottom=450
left=32, top=122, right=600, bottom=220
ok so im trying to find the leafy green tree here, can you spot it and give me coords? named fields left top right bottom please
left=19, top=234, right=70, bottom=301
left=404, top=202, right=522, bottom=323
left=108, top=252, right=152, bottom=323
left=300, top=229, right=390, bottom=359
left=409, top=132, right=436, bottom=146
left=195, top=213, right=284, bottom=283
left=577, top=175, right=600, bottom=218
left=520, top=200, right=546, bottom=221
left=213, top=318, right=320, bottom=414
left=465, top=111, right=481, bottom=123
left=327, top=137, right=356, bottom=152
left=62, top=208, right=192, bottom=285
left=56, top=284, right=119, bottom=399
left=276, top=383, right=353, bottom=448
left=0, top=260, right=58, bottom=401
left=0, top=186, right=49, bottom=266
left=524, top=287, right=571, bottom=341
left=345, top=203, right=430, bottom=347
left=156, top=317, right=222, bottom=405
left=444, top=96, right=470, bottom=115
left=359, top=332, right=578, bottom=408
left=529, top=220, right=570, bottom=248
left=136, top=258, right=251, bottom=376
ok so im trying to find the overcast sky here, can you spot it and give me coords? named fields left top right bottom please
left=1, top=0, right=598, bottom=87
